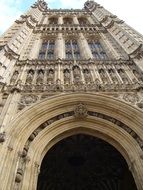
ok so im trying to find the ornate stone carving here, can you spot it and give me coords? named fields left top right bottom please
left=136, top=101, right=143, bottom=109
left=36, top=70, right=44, bottom=84
left=73, top=66, right=82, bottom=84
left=10, top=71, right=19, bottom=85
left=74, top=103, right=88, bottom=118
left=20, top=95, right=39, bottom=106
left=26, top=70, right=34, bottom=84
left=0, top=132, right=5, bottom=143
left=83, top=69, right=91, bottom=83
left=64, top=69, right=71, bottom=84
left=123, top=93, right=139, bottom=104
left=15, top=168, right=23, bottom=183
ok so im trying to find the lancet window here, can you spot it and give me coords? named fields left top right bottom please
left=65, top=40, right=80, bottom=60
left=39, top=40, right=55, bottom=60
left=88, top=41, right=108, bottom=60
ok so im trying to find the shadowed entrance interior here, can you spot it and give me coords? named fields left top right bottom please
left=37, top=134, right=137, bottom=190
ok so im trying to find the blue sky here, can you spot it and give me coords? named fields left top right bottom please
left=0, top=0, right=143, bottom=35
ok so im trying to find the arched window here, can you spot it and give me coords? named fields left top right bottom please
left=88, top=41, right=108, bottom=60
left=65, top=40, right=80, bottom=60
left=47, top=52, right=54, bottom=59
left=74, top=52, right=80, bottom=59
left=78, top=17, right=88, bottom=25
left=66, top=52, right=73, bottom=60
left=39, top=40, right=55, bottom=60
left=63, top=17, right=73, bottom=24
left=49, top=17, right=58, bottom=24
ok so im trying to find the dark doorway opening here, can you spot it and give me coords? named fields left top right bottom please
left=37, top=134, right=137, bottom=190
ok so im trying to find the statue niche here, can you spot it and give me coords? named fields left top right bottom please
left=36, top=69, right=44, bottom=84
left=26, top=69, right=34, bottom=84
left=98, top=68, right=108, bottom=84
left=108, top=69, right=119, bottom=84
left=83, top=68, right=91, bottom=84
left=10, top=70, right=19, bottom=85
left=64, top=69, right=71, bottom=84
left=73, top=65, right=81, bottom=84
left=47, top=69, right=54, bottom=84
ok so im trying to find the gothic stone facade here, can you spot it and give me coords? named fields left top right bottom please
left=0, top=0, right=143, bottom=189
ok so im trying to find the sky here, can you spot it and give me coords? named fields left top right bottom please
left=0, top=0, right=143, bottom=35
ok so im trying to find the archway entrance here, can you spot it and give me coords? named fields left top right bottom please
left=37, top=134, right=137, bottom=190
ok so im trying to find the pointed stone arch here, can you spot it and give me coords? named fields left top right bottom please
left=0, top=93, right=143, bottom=190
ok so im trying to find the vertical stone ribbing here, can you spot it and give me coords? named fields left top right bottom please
left=55, top=33, right=65, bottom=59
left=78, top=33, right=93, bottom=59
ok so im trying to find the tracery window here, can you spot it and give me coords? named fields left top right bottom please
left=78, top=17, right=89, bottom=25
left=39, top=40, right=55, bottom=60
left=88, top=41, right=108, bottom=60
left=65, top=40, right=80, bottom=60
left=49, top=17, right=58, bottom=24
left=63, top=17, right=73, bottom=25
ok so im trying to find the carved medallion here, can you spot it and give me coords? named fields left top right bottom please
left=74, top=103, right=88, bottom=118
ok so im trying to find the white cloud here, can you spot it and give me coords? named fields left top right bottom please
left=0, top=0, right=22, bottom=34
